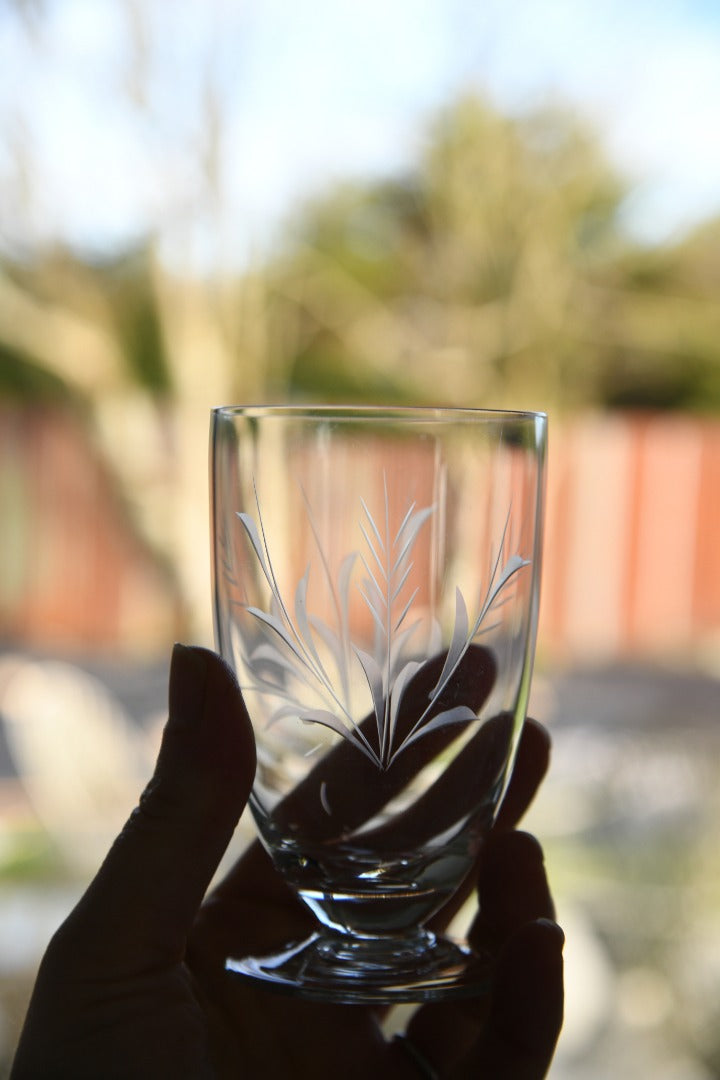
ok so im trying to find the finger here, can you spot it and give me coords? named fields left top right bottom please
left=411, top=832, right=556, bottom=1064
left=471, top=830, right=555, bottom=946
left=493, top=717, right=550, bottom=831
left=406, top=919, right=563, bottom=1080
left=425, top=721, right=551, bottom=935
left=275, top=644, right=496, bottom=841
left=51, top=645, right=256, bottom=976
left=200, top=682, right=546, bottom=956
left=365, top=716, right=549, bottom=853
left=197, top=717, right=514, bottom=963
left=463, top=919, right=564, bottom=1079
left=192, top=839, right=312, bottom=959
left=192, top=646, right=496, bottom=962
left=357, top=713, right=512, bottom=850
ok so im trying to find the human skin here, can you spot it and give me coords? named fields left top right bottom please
left=11, top=645, right=563, bottom=1080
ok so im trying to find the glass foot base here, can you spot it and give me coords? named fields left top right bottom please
left=226, top=930, right=492, bottom=1003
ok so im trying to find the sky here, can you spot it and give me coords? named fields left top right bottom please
left=1, top=0, right=720, bottom=269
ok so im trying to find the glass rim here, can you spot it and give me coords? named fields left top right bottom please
left=212, top=404, right=547, bottom=424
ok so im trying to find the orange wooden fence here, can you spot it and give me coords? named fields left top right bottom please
left=540, top=412, right=720, bottom=660
left=2, top=406, right=719, bottom=660
left=0, top=407, right=181, bottom=651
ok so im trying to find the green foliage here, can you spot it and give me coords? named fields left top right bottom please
left=0, top=827, right=65, bottom=883
left=0, top=243, right=172, bottom=400
left=261, top=96, right=636, bottom=412
left=289, top=338, right=414, bottom=404
left=601, top=346, right=720, bottom=413
left=1, top=92, right=720, bottom=413
left=261, top=95, right=720, bottom=415
left=104, top=248, right=172, bottom=395
left=594, top=216, right=720, bottom=412
left=0, top=342, right=75, bottom=402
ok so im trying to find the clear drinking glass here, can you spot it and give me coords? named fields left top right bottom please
left=211, top=405, right=547, bottom=1002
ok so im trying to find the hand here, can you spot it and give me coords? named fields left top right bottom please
left=11, top=645, right=563, bottom=1080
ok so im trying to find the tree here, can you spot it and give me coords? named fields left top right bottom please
left=3, top=89, right=720, bottom=643
left=259, top=96, right=629, bottom=413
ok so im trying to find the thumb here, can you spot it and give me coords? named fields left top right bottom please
left=52, top=644, right=256, bottom=976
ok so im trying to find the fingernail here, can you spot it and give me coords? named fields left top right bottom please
left=169, top=643, right=209, bottom=729
left=536, top=917, right=565, bottom=951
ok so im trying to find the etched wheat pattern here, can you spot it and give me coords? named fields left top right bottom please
left=230, top=482, right=529, bottom=769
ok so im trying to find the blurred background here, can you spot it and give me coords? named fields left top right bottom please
left=1, top=0, right=720, bottom=1075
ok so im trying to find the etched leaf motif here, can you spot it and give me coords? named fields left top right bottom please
left=245, top=607, right=302, bottom=661
left=400, top=706, right=479, bottom=751
left=298, top=709, right=379, bottom=766
left=294, top=566, right=328, bottom=679
left=249, top=642, right=304, bottom=682
left=337, top=553, right=357, bottom=635
left=236, top=512, right=271, bottom=579
left=395, top=505, right=434, bottom=564
left=228, top=485, right=530, bottom=770
left=353, top=645, right=385, bottom=750
left=387, top=658, right=422, bottom=749
left=308, top=617, right=345, bottom=679
left=432, top=588, right=470, bottom=695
